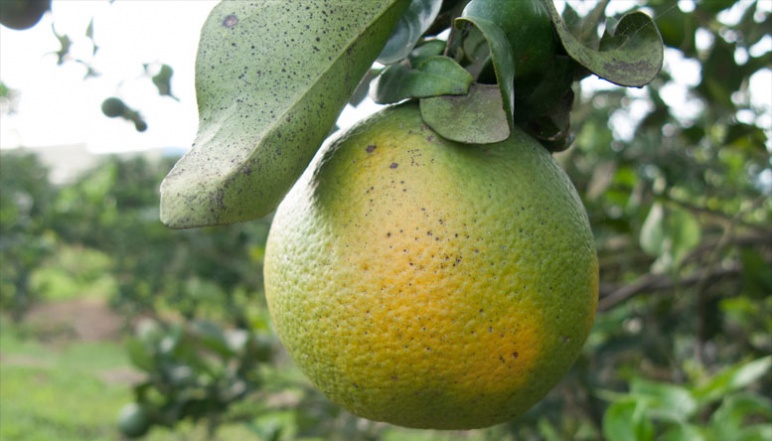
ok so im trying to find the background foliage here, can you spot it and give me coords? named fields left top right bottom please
left=1, top=0, right=770, bottom=440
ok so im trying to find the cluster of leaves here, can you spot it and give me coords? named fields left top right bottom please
left=601, top=357, right=772, bottom=440
left=0, top=153, right=57, bottom=320
left=159, top=0, right=663, bottom=228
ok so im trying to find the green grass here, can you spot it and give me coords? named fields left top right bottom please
left=0, top=323, right=133, bottom=441
left=0, top=321, right=261, bottom=441
left=29, top=245, right=118, bottom=302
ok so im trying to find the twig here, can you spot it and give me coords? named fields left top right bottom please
left=598, top=262, right=741, bottom=311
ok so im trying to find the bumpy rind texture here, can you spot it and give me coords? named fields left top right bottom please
left=264, top=102, right=598, bottom=429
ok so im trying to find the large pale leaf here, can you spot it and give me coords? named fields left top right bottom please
left=160, top=0, right=410, bottom=228
left=543, top=1, right=663, bottom=87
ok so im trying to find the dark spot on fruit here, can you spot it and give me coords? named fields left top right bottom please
left=366, top=144, right=376, bottom=153
left=222, top=14, right=238, bottom=28
left=512, top=352, right=519, bottom=359
left=390, top=162, right=399, bottom=169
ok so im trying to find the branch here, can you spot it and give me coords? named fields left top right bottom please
left=598, top=262, right=741, bottom=312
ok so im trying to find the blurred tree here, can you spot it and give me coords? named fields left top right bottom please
left=0, top=153, right=57, bottom=320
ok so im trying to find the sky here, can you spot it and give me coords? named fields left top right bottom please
left=0, top=0, right=770, bottom=155
left=0, top=1, right=215, bottom=153
left=0, top=0, right=382, bottom=154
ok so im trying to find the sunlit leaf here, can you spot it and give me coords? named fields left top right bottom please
left=603, top=399, right=655, bottom=441
left=710, top=392, right=772, bottom=435
left=660, top=423, right=707, bottom=441
left=640, top=203, right=701, bottom=273
left=640, top=203, right=665, bottom=256
left=631, top=377, right=698, bottom=421
left=693, top=356, right=772, bottom=404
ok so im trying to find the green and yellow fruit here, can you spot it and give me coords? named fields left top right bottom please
left=264, top=102, right=598, bottom=429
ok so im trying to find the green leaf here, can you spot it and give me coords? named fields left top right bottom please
left=370, top=55, right=472, bottom=104
left=603, top=399, right=655, bottom=441
left=543, top=2, right=664, bottom=87
left=408, top=38, right=446, bottom=65
left=190, top=320, right=234, bottom=358
left=737, top=424, right=772, bottom=441
left=640, top=203, right=665, bottom=256
left=455, top=14, right=515, bottom=131
left=639, top=203, right=701, bottom=273
left=693, top=357, right=772, bottom=405
left=664, top=206, right=701, bottom=268
left=710, top=392, right=772, bottom=436
left=160, top=0, right=410, bottom=228
left=630, top=377, right=698, bottom=421
left=85, top=17, right=98, bottom=55
left=125, top=337, right=155, bottom=372
left=660, top=423, right=707, bottom=441
left=377, top=0, right=442, bottom=64
left=52, top=26, right=72, bottom=66
left=420, top=83, right=509, bottom=144
left=152, top=64, right=177, bottom=101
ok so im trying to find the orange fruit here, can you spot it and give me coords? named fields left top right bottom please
left=264, top=102, right=598, bottom=429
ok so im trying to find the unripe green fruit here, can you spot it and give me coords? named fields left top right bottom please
left=117, top=403, right=151, bottom=439
left=0, top=0, right=50, bottom=30
left=102, top=97, right=127, bottom=118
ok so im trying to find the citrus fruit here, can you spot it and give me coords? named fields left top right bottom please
left=117, top=402, right=151, bottom=438
left=101, top=97, right=128, bottom=118
left=264, top=102, right=598, bottom=429
left=0, top=0, right=50, bottom=30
